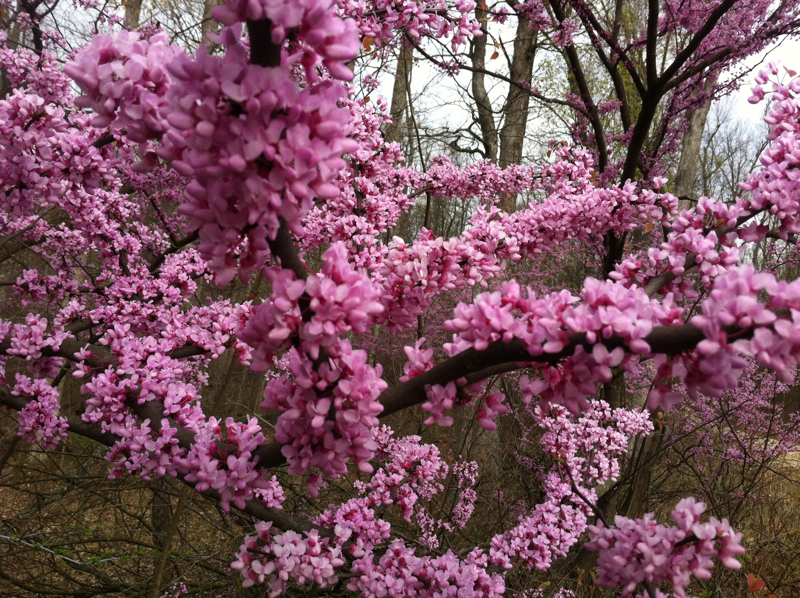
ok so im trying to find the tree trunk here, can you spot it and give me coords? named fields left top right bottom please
left=498, top=14, right=537, bottom=169
left=202, top=0, right=223, bottom=45
left=469, top=4, right=497, bottom=162
left=617, top=81, right=716, bottom=521
left=384, top=44, right=413, bottom=146
left=674, top=76, right=717, bottom=200
left=497, top=9, right=537, bottom=211
left=616, top=426, right=665, bottom=518
left=124, top=0, right=142, bottom=29
left=150, top=484, right=188, bottom=598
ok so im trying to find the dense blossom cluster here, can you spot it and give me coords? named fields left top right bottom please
left=64, top=31, right=180, bottom=143
left=536, top=402, right=652, bottom=488
left=485, top=401, right=651, bottom=573
left=334, top=0, right=481, bottom=51
left=13, top=375, right=68, bottom=450
left=300, top=97, right=412, bottom=255
left=239, top=244, right=386, bottom=487
left=586, top=498, right=745, bottom=598
left=231, top=405, right=651, bottom=597
left=183, top=417, right=278, bottom=511
left=66, top=0, right=360, bottom=283
left=232, top=522, right=344, bottom=593
left=439, top=278, right=681, bottom=414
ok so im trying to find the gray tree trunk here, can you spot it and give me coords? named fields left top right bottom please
left=469, top=4, right=498, bottom=162
left=124, top=0, right=142, bottom=29
left=498, top=13, right=537, bottom=169
left=384, top=44, right=413, bottom=146
left=673, top=76, right=717, bottom=199
left=202, top=0, right=223, bottom=45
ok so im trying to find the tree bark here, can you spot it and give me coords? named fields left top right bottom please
left=673, top=76, right=716, bottom=200
left=498, top=12, right=537, bottom=169
left=202, top=0, right=223, bottom=45
left=384, top=43, right=413, bottom=146
left=497, top=7, right=538, bottom=211
left=470, top=4, right=498, bottom=162
left=124, top=0, right=142, bottom=29
left=150, top=484, right=189, bottom=598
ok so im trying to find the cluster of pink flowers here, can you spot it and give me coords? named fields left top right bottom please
left=359, top=426, right=478, bottom=542
left=349, top=544, right=505, bottom=598
left=300, top=97, right=412, bottom=257
left=164, top=22, right=357, bottom=282
left=490, top=477, right=588, bottom=571
left=0, top=39, right=72, bottom=104
left=552, top=18, right=579, bottom=46
left=418, top=155, right=540, bottom=205
left=420, top=379, right=511, bottom=430
left=232, top=522, right=344, bottom=595
left=444, top=278, right=681, bottom=413
left=183, top=417, right=278, bottom=511
left=260, top=340, right=385, bottom=492
left=227, top=403, right=650, bottom=595
left=647, top=265, right=800, bottom=408
left=232, top=426, right=483, bottom=596
left=586, top=498, right=745, bottom=598
left=213, top=0, right=359, bottom=81
left=612, top=195, right=743, bottom=300
left=518, top=0, right=554, bottom=32
left=7, top=315, right=71, bottom=362
left=421, top=381, right=459, bottom=426
left=104, top=416, right=185, bottom=479
left=65, top=0, right=361, bottom=283
left=615, top=68, right=800, bottom=305
left=239, top=244, right=386, bottom=486
left=536, top=401, right=652, bottom=488
left=399, top=338, right=435, bottom=382
left=64, top=31, right=179, bottom=143
left=0, top=89, right=114, bottom=220
left=489, top=400, right=651, bottom=571
left=741, top=67, right=800, bottom=239
left=13, top=375, right=69, bottom=450
left=667, top=361, right=800, bottom=477
left=335, top=0, right=481, bottom=51
left=14, top=270, right=80, bottom=305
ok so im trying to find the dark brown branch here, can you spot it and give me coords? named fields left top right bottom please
left=0, top=335, right=108, bottom=369
left=576, top=0, right=646, bottom=100
left=148, top=231, right=200, bottom=273
left=645, top=0, right=659, bottom=86
left=551, top=0, right=609, bottom=172
left=267, top=219, right=310, bottom=281
left=92, top=133, right=116, bottom=148
left=657, top=0, right=738, bottom=87
left=662, top=48, right=732, bottom=94
left=247, top=19, right=282, bottom=68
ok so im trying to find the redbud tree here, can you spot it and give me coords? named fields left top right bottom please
left=1, top=0, right=800, bottom=596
